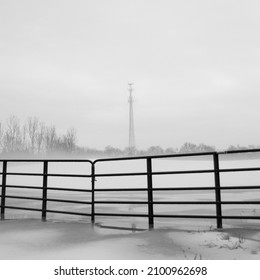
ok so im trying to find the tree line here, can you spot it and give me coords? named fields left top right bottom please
left=0, top=116, right=76, bottom=156
left=0, top=115, right=259, bottom=157
left=78, top=143, right=260, bottom=157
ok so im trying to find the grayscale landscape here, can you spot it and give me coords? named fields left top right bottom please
left=1, top=0, right=260, bottom=260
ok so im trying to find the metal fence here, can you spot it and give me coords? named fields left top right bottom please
left=1, top=149, right=260, bottom=229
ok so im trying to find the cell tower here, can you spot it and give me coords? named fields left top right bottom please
left=128, top=83, right=135, bottom=154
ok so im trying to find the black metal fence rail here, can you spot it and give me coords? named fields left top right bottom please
left=0, top=159, right=93, bottom=220
left=1, top=149, right=260, bottom=229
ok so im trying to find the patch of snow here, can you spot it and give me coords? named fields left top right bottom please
left=0, top=219, right=260, bottom=260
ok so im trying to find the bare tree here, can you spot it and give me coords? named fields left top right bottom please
left=27, top=117, right=39, bottom=153
left=63, top=128, right=77, bottom=152
left=179, top=142, right=198, bottom=153
left=36, top=122, right=46, bottom=154
left=165, top=147, right=177, bottom=154
left=3, top=115, right=22, bottom=153
left=45, top=125, right=57, bottom=153
left=147, top=146, right=164, bottom=155
left=0, top=116, right=80, bottom=155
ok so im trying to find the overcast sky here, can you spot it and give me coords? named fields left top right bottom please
left=1, top=0, right=260, bottom=150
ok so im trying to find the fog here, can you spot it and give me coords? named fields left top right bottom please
left=1, top=1, right=260, bottom=150
left=1, top=1, right=260, bottom=261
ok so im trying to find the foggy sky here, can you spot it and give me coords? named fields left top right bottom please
left=1, top=0, right=260, bottom=150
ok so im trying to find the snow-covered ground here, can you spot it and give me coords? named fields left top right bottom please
left=1, top=157, right=260, bottom=259
left=0, top=219, right=260, bottom=259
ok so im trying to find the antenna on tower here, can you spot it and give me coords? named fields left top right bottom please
left=128, top=82, right=135, bottom=154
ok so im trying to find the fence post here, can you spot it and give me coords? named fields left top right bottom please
left=91, top=163, right=95, bottom=224
left=42, top=161, right=48, bottom=221
left=147, top=157, right=154, bottom=229
left=213, top=153, right=222, bottom=229
left=1, top=161, right=7, bottom=220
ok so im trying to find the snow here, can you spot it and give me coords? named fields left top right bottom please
left=0, top=219, right=260, bottom=260
left=1, top=157, right=260, bottom=259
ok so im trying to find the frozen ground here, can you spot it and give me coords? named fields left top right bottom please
left=0, top=219, right=260, bottom=260
left=1, top=157, right=260, bottom=259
